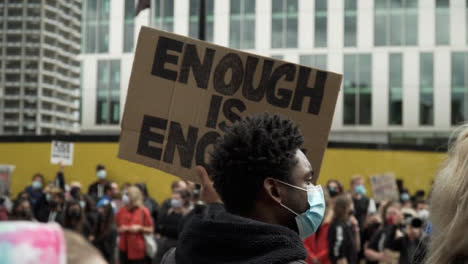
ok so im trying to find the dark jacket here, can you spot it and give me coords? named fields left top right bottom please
left=328, top=220, right=358, bottom=264
left=164, top=203, right=307, bottom=264
left=93, top=225, right=118, bottom=264
left=55, top=171, right=66, bottom=191
left=384, top=226, right=428, bottom=264
left=143, top=196, right=159, bottom=229
left=24, top=186, right=43, bottom=207
left=87, top=181, right=108, bottom=202
left=34, top=195, right=63, bottom=224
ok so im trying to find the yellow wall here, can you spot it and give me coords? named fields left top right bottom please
left=0, top=142, right=446, bottom=202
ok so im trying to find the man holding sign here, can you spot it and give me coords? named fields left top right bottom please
left=119, top=27, right=342, bottom=263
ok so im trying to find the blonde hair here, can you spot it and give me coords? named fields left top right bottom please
left=426, top=124, right=468, bottom=264
left=350, top=174, right=363, bottom=186
left=127, top=186, right=143, bottom=208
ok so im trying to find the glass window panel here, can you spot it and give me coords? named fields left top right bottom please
left=98, top=24, right=109, bottom=53
left=436, top=4, right=450, bottom=45
left=389, top=54, right=402, bottom=89
left=345, top=0, right=357, bottom=10
left=244, top=0, right=256, bottom=14
left=436, top=0, right=449, bottom=8
left=344, top=15, right=357, bottom=47
left=420, top=53, right=433, bottom=125
left=405, top=13, right=418, bottom=45
left=190, top=0, right=199, bottom=16
left=300, top=55, right=312, bottom=67
left=344, top=55, right=357, bottom=91
left=272, top=0, right=283, bottom=14
left=451, top=52, right=465, bottom=88
left=359, top=93, right=372, bottom=125
left=110, top=60, right=120, bottom=91
left=389, top=53, right=403, bottom=125
left=206, top=21, right=214, bottom=42
left=123, top=0, right=135, bottom=52
left=390, top=12, right=402, bottom=45
left=271, top=18, right=283, bottom=48
left=111, top=100, right=120, bottom=124
left=420, top=93, right=434, bottom=125
left=359, top=55, right=372, bottom=92
left=452, top=92, right=466, bottom=125
left=374, top=15, right=387, bottom=46
left=244, top=17, right=256, bottom=48
left=344, top=93, right=356, bottom=125
left=315, top=16, right=327, bottom=47
left=391, top=0, right=402, bottom=8
left=230, top=19, right=241, bottom=49
left=164, top=0, right=174, bottom=18
left=315, top=55, right=327, bottom=70
left=375, top=0, right=387, bottom=9
left=287, top=0, right=298, bottom=13
left=286, top=17, right=298, bottom=48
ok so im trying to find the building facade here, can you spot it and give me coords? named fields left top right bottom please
left=80, top=0, right=468, bottom=145
left=0, top=0, right=81, bottom=135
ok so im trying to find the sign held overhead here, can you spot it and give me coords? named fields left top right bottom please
left=118, top=27, right=342, bottom=182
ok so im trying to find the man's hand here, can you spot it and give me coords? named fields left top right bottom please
left=195, top=166, right=222, bottom=204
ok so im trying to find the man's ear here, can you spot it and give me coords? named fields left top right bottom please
left=263, top=178, right=284, bottom=204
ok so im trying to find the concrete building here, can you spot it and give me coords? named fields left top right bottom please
left=0, top=0, right=81, bottom=135
left=80, top=0, right=468, bottom=145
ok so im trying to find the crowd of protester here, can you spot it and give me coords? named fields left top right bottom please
left=0, top=163, right=202, bottom=264
left=3, top=113, right=468, bottom=264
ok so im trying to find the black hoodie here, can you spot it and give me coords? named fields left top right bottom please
left=174, top=203, right=307, bottom=264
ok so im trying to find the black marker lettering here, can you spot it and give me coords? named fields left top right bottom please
left=266, top=63, right=296, bottom=108
left=178, top=44, right=216, bottom=89
left=151, top=36, right=183, bottom=81
left=137, top=115, right=168, bottom=160
left=213, top=53, right=244, bottom=96
left=291, top=67, right=327, bottom=115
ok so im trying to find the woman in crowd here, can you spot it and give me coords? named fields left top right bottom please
left=62, top=200, right=92, bottom=240
left=328, top=194, right=360, bottom=264
left=10, top=198, right=35, bottom=221
left=93, top=203, right=117, bottom=264
left=426, top=125, right=468, bottom=264
left=24, top=173, right=45, bottom=208
left=116, top=185, right=154, bottom=264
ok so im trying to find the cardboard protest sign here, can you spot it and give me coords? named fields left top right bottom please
left=118, top=27, right=342, bottom=182
left=50, top=141, right=74, bottom=166
left=0, top=165, right=14, bottom=196
left=370, top=173, right=399, bottom=202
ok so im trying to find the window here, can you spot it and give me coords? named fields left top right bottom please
left=420, top=53, right=434, bottom=126
left=344, top=0, right=357, bottom=47
left=451, top=52, right=468, bottom=125
left=436, top=0, right=450, bottom=45
left=315, top=0, right=327, bottom=47
left=96, top=60, right=120, bottom=125
left=300, top=55, right=327, bottom=70
left=123, top=0, right=135, bottom=52
left=374, top=0, right=418, bottom=46
left=153, top=0, right=174, bottom=32
left=230, top=0, right=255, bottom=49
left=271, top=0, right=297, bottom=48
left=189, top=0, right=214, bottom=42
left=389, top=53, right=403, bottom=125
left=343, top=54, right=372, bottom=125
left=82, top=0, right=110, bottom=53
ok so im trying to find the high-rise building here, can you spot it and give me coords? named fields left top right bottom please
left=0, top=0, right=81, bottom=135
left=80, top=0, right=468, bottom=145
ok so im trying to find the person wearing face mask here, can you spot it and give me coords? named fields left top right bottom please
left=160, top=114, right=326, bottom=264
left=326, top=180, right=344, bottom=205
left=88, top=164, right=109, bottom=202
left=328, top=194, right=360, bottom=264
left=11, top=198, right=35, bottom=221
left=154, top=190, right=191, bottom=264
left=116, top=186, right=154, bottom=264
left=62, top=200, right=92, bottom=240
left=34, top=187, right=64, bottom=224
left=24, top=173, right=45, bottom=208
left=364, top=202, right=402, bottom=264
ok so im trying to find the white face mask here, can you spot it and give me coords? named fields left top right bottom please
left=122, top=194, right=130, bottom=205
left=97, top=170, right=107, bottom=180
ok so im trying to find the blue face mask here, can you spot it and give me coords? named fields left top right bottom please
left=32, top=181, right=42, bottom=190
left=276, top=180, right=326, bottom=240
left=96, top=170, right=107, bottom=180
left=354, top=184, right=366, bottom=195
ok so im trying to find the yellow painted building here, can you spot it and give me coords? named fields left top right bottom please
left=0, top=142, right=446, bottom=202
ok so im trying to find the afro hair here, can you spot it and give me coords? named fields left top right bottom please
left=210, top=113, right=304, bottom=215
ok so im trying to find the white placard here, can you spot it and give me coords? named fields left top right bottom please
left=50, top=141, right=74, bottom=166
